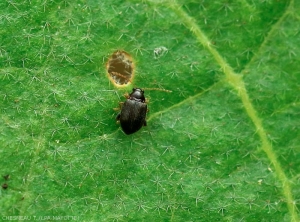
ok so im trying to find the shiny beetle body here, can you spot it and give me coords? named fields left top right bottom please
left=116, top=88, right=147, bottom=135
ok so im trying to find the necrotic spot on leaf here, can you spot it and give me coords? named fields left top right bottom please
left=3, top=174, right=10, bottom=180
left=106, top=50, right=134, bottom=86
left=2, top=183, right=8, bottom=189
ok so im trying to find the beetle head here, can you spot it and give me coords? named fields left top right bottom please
left=130, top=88, right=145, bottom=102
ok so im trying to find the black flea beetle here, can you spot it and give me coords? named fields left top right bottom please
left=117, top=88, right=147, bottom=135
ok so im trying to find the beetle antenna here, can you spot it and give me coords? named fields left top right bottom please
left=110, top=72, right=172, bottom=92
left=142, top=88, right=172, bottom=93
left=110, top=72, right=132, bottom=84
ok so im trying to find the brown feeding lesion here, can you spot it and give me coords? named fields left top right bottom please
left=106, top=50, right=134, bottom=86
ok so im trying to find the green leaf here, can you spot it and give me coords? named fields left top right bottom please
left=1, top=0, right=299, bottom=221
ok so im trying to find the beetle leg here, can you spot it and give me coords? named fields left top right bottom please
left=113, top=102, right=124, bottom=111
left=143, top=120, right=147, bottom=126
left=124, top=93, right=129, bottom=99
left=116, top=113, right=121, bottom=121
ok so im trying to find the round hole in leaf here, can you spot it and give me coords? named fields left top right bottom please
left=106, top=50, right=134, bottom=86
